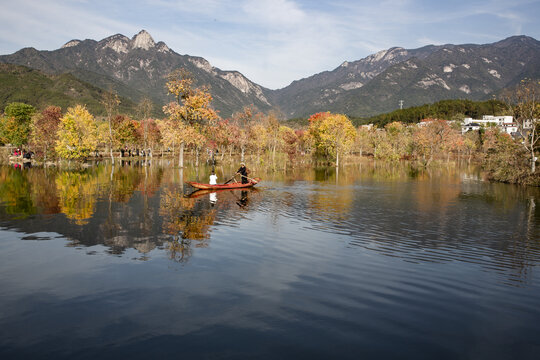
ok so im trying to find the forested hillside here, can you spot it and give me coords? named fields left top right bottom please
left=0, top=63, right=142, bottom=116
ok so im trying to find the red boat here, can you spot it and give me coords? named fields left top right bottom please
left=186, top=187, right=260, bottom=199
left=186, top=177, right=261, bottom=190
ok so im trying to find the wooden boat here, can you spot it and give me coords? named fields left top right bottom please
left=186, top=177, right=261, bottom=190
left=186, top=187, right=260, bottom=199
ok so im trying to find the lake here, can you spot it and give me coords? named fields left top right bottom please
left=0, top=160, right=539, bottom=359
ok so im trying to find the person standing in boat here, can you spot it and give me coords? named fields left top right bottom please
left=236, top=163, right=250, bottom=184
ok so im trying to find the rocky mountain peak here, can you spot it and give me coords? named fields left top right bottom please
left=131, top=30, right=155, bottom=50
left=100, top=34, right=130, bottom=53
left=61, top=40, right=81, bottom=49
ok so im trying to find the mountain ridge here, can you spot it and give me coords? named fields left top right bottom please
left=1, top=31, right=539, bottom=119
left=271, top=35, right=540, bottom=117
left=0, top=30, right=272, bottom=118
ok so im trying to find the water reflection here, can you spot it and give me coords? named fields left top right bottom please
left=0, top=162, right=538, bottom=277
left=1, top=161, right=539, bottom=360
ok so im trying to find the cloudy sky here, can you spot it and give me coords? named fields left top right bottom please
left=0, top=0, right=539, bottom=89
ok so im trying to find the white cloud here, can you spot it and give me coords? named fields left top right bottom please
left=0, top=0, right=539, bottom=88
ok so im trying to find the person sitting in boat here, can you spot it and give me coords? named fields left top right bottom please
left=236, top=163, right=250, bottom=184
left=209, top=171, right=218, bottom=185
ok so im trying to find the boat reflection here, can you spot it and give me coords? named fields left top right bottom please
left=186, top=187, right=259, bottom=208
left=0, top=162, right=538, bottom=279
left=162, top=186, right=260, bottom=262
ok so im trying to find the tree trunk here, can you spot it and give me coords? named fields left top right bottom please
left=109, top=119, right=114, bottom=165
left=241, top=147, right=245, bottom=163
left=532, top=149, right=536, bottom=173
left=179, top=141, right=184, bottom=168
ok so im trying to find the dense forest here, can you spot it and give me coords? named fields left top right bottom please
left=352, top=99, right=509, bottom=126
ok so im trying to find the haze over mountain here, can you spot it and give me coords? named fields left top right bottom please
left=1, top=30, right=539, bottom=119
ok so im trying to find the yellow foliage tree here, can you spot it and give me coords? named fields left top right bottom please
left=308, top=112, right=356, bottom=166
left=249, top=123, right=268, bottom=163
left=55, top=105, right=99, bottom=160
left=163, top=69, right=219, bottom=167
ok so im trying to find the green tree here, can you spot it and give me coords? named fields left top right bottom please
left=0, top=102, right=36, bottom=147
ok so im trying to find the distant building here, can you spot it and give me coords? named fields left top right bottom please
left=462, top=122, right=481, bottom=133
left=462, top=115, right=520, bottom=135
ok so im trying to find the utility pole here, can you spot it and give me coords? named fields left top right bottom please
left=399, top=100, right=404, bottom=110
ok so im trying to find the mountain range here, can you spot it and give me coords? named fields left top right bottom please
left=1, top=30, right=539, bottom=119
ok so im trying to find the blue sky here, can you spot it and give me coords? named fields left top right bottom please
left=0, top=0, right=539, bottom=89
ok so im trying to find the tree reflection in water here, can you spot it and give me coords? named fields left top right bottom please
left=160, top=185, right=259, bottom=263
left=0, top=161, right=538, bottom=281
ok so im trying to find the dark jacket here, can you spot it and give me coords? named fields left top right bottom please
left=236, top=165, right=250, bottom=184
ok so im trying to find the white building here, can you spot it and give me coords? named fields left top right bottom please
left=462, top=115, right=518, bottom=135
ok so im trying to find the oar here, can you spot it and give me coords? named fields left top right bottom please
left=223, top=175, right=237, bottom=184
left=239, top=174, right=258, bottom=183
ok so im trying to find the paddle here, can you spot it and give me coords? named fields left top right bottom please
left=223, top=174, right=237, bottom=185
left=239, top=174, right=259, bottom=183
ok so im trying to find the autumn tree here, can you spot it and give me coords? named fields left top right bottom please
left=163, top=68, right=219, bottom=167
left=413, top=120, right=454, bottom=167
left=30, top=106, right=62, bottom=160
left=373, top=121, right=413, bottom=161
left=137, top=97, right=154, bottom=159
left=101, top=90, right=120, bottom=163
left=280, top=125, right=299, bottom=162
left=482, top=128, right=537, bottom=185
left=248, top=123, right=268, bottom=163
left=231, top=106, right=256, bottom=162
left=307, top=112, right=356, bottom=166
left=356, top=126, right=374, bottom=157
left=137, top=118, right=161, bottom=156
left=502, top=79, right=539, bottom=173
left=113, top=115, right=140, bottom=151
left=265, top=111, right=282, bottom=164
left=207, top=119, right=236, bottom=161
left=55, top=105, right=99, bottom=160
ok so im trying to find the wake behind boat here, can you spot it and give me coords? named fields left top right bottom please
left=186, top=177, right=261, bottom=190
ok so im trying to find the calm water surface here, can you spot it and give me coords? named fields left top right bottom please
left=0, top=161, right=539, bottom=359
